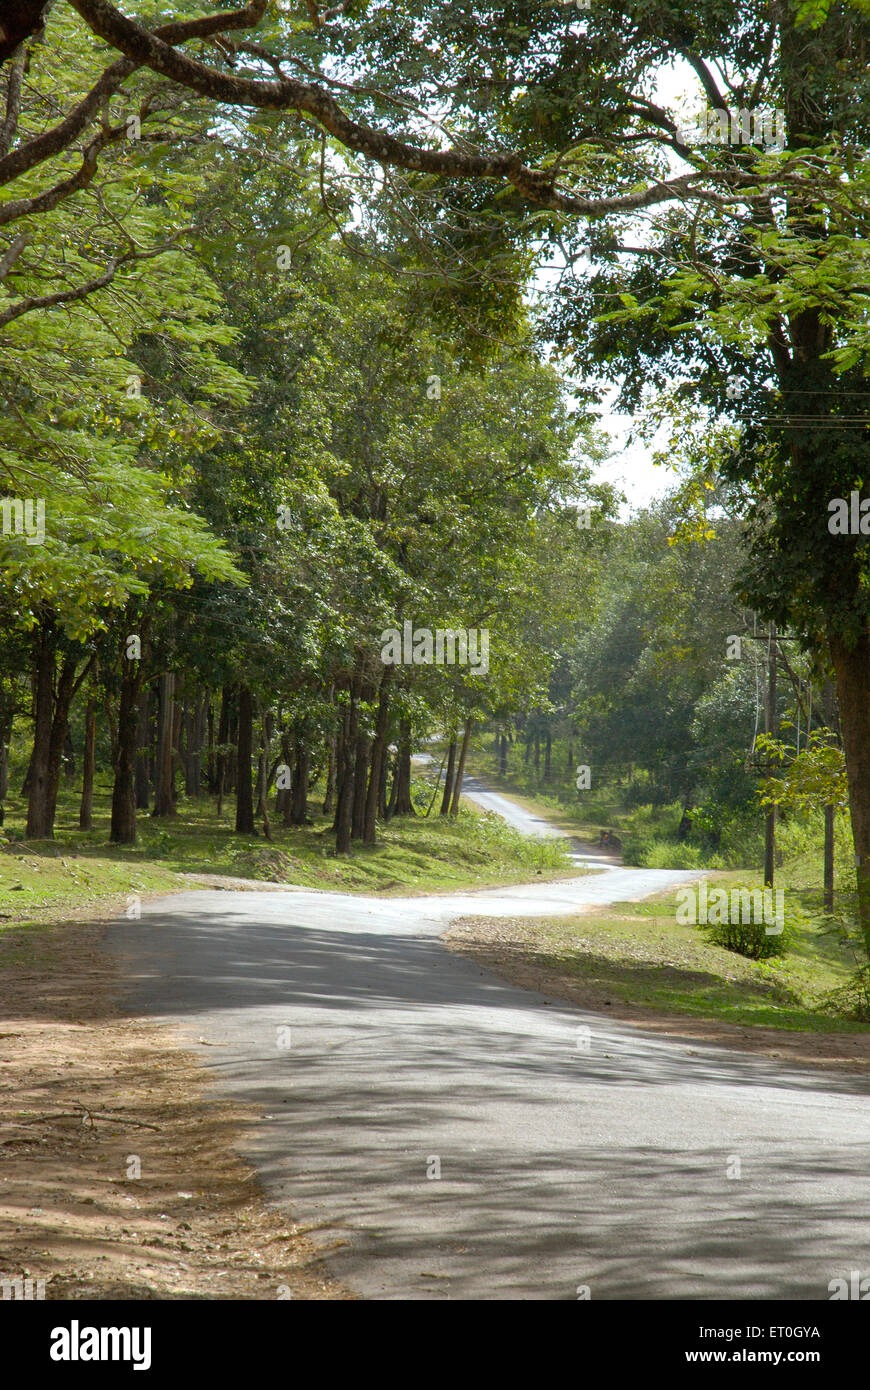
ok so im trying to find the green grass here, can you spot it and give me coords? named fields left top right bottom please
left=480, top=868, right=870, bottom=1032
left=0, top=765, right=577, bottom=927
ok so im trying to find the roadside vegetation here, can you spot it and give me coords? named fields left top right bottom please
left=449, top=868, right=870, bottom=1035
left=462, top=706, right=869, bottom=1028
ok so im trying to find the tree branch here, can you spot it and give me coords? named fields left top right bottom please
left=0, top=231, right=28, bottom=281
left=0, top=233, right=186, bottom=329
left=65, top=0, right=725, bottom=218
left=0, top=127, right=117, bottom=227
left=0, top=45, right=26, bottom=157
left=0, top=2, right=52, bottom=66
left=0, top=3, right=268, bottom=187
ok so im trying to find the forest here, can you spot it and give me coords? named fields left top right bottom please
left=1, top=1, right=867, bottom=945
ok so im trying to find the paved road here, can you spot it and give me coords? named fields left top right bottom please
left=432, top=768, right=569, bottom=838
left=108, top=778, right=870, bottom=1300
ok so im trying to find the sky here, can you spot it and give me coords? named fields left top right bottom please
left=595, top=395, right=676, bottom=516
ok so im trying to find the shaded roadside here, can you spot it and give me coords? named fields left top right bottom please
left=0, top=910, right=349, bottom=1300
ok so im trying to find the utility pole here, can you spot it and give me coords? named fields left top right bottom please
left=764, top=621, right=777, bottom=888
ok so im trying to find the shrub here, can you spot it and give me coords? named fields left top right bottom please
left=644, top=840, right=705, bottom=869
left=620, top=833, right=651, bottom=866
left=823, top=965, right=870, bottom=1022
left=703, top=915, right=788, bottom=960
left=698, top=884, right=802, bottom=960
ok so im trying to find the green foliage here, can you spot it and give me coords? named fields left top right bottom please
left=700, top=902, right=793, bottom=961
left=757, top=730, right=848, bottom=814
left=823, top=965, right=870, bottom=1023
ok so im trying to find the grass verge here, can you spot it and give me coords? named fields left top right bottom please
left=446, top=871, right=870, bottom=1047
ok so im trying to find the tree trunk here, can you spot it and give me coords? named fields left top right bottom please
left=291, top=739, right=310, bottom=826
left=449, top=718, right=473, bottom=816
left=110, top=661, right=141, bottom=844
left=206, top=696, right=215, bottom=792
left=544, top=729, right=552, bottom=781
left=170, top=696, right=182, bottom=811
left=0, top=686, right=12, bottom=827
left=830, top=632, right=870, bottom=949
left=235, top=683, right=256, bottom=835
left=763, top=622, right=777, bottom=888
left=393, top=719, right=414, bottom=816
left=26, top=620, right=79, bottom=840
left=363, top=666, right=392, bottom=845
left=79, top=699, right=96, bottom=830
left=256, top=707, right=273, bottom=842
left=215, top=682, right=231, bottom=817
left=193, top=690, right=205, bottom=797
left=332, top=722, right=345, bottom=834
left=46, top=655, right=78, bottom=833
left=25, top=614, right=56, bottom=838
left=152, top=671, right=176, bottom=817
left=226, top=701, right=238, bottom=794
left=322, top=729, right=337, bottom=816
left=102, top=692, right=118, bottom=771
left=351, top=730, right=370, bottom=842
left=135, top=687, right=150, bottom=810
left=440, top=736, right=457, bottom=816
left=335, top=684, right=358, bottom=855
left=181, top=696, right=193, bottom=796
left=184, top=689, right=205, bottom=798
left=378, top=742, right=390, bottom=820
left=822, top=679, right=836, bottom=914
left=277, top=729, right=293, bottom=825
left=385, top=751, right=399, bottom=821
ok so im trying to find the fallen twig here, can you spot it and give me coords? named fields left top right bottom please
left=14, top=1106, right=161, bottom=1131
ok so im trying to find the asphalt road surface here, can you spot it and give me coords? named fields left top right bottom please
left=108, top=777, right=870, bottom=1300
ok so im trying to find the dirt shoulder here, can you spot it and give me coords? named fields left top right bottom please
left=445, top=915, right=870, bottom=1075
left=0, top=902, right=349, bottom=1300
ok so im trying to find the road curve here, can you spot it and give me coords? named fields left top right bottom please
left=108, top=777, right=870, bottom=1300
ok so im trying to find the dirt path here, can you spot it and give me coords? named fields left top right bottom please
left=0, top=906, right=348, bottom=1300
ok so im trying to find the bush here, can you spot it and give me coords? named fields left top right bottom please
left=644, top=840, right=706, bottom=869
left=622, top=833, right=721, bottom=870
left=699, top=884, right=800, bottom=960
left=620, top=833, right=651, bottom=866
left=823, top=965, right=870, bottom=1022
left=703, top=916, right=788, bottom=960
